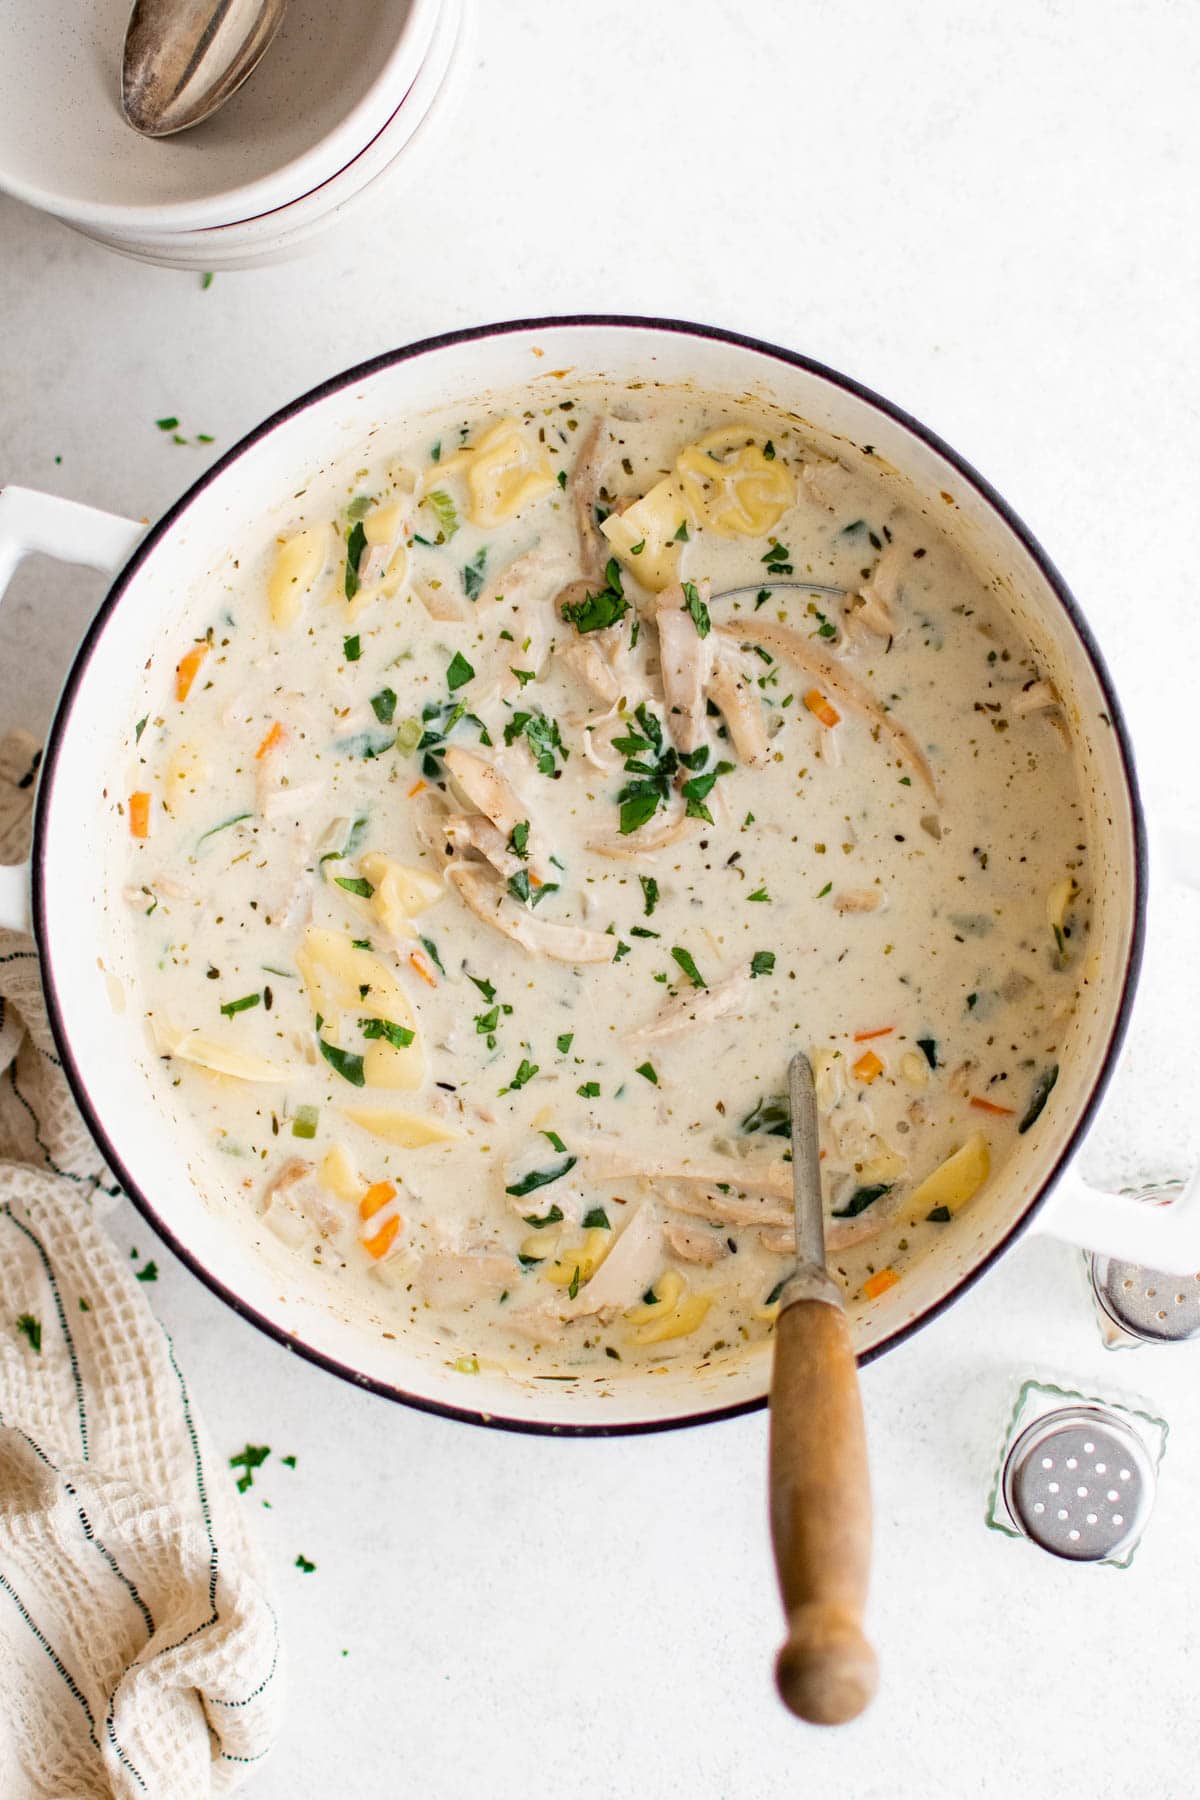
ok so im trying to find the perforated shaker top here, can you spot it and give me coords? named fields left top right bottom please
left=1001, top=1405, right=1155, bottom=1562
left=1091, top=1254, right=1200, bottom=1343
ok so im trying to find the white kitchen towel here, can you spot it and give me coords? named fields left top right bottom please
left=0, top=729, right=282, bottom=1799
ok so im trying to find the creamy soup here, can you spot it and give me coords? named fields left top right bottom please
left=122, top=385, right=1085, bottom=1373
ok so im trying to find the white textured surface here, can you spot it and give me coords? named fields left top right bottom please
left=1, top=2, right=1199, bottom=1794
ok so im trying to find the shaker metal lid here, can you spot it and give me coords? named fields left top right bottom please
left=1001, top=1404, right=1156, bottom=1562
left=1090, top=1254, right=1200, bottom=1343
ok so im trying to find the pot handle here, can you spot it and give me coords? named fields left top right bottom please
left=1033, top=818, right=1200, bottom=1275
left=0, top=486, right=145, bottom=935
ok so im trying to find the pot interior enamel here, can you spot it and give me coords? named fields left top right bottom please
left=35, top=320, right=1142, bottom=1431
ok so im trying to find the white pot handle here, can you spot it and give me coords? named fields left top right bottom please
left=1034, top=818, right=1200, bottom=1274
left=0, top=486, right=145, bottom=934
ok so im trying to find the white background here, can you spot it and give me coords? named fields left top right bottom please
left=2, top=3, right=1200, bottom=1795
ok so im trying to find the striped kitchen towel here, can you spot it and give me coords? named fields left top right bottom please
left=0, top=729, right=282, bottom=1798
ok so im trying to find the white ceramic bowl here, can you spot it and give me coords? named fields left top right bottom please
left=0, top=0, right=442, bottom=235
left=4, top=319, right=1199, bottom=1436
left=76, top=0, right=466, bottom=271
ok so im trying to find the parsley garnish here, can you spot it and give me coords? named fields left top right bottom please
left=635, top=1062, right=658, bottom=1084
left=556, top=1033, right=574, bottom=1054
left=344, top=521, right=367, bottom=599
left=343, top=633, right=362, bottom=662
left=577, top=1080, right=601, bottom=1098
left=220, top=992, right=260, bottom=1018
left=463, top=548, right=488, bottom=601
left=522, top=1204, right=564, bottom=1228
left=503, top=1058, right=539, bottom=1093
left=360, top=1018, right=415, bottom=1048
left=504, top=709, right=567, bottom=776
left=446, top=651, right=475, bottom=690
left=681, top=580, right=711, bottom=638
left=370, top=687, right=397, bottom=724
left=507, top=1157, right=576, bottom=1197
left=583, top=1207, right=611, bottom=1229
left=561, top=558, right=628, bottom=634
left=747, top=886, right=770, bottom=903
left=318, top=1038, right=366, bottom=1086
left=831, top=1183, right=892, bottom=1219
left=670, top=946, right=706, bottom=988
left=750, top=951, right=776, bottom=977
left=638, top=874, right=659, bottom=916
left=510, top=820, right=530, bottom=859
left=229, top=1443, right=270, bottom=1493
left=917, top=1037, right=938, bottom=1069
left=335, top=876, right=374, bottom=898
left=762, top=541, right=794, bottom=575
left=15, top=1314, right=41, bottom=1353
left=295, top=1554, right=317, bottom=1574
left=680, top=759, right=734, bottom=824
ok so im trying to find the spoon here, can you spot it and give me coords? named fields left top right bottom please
left=122, top=0, right=288, bottom=138
left=767, top=1051, right=878, bottom=1724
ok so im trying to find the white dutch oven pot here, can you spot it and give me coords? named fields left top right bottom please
left=2, top=318, right=1199, bottom=1435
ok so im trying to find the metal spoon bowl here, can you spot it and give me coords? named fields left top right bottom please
left=122, top=0, right=288, bottom=138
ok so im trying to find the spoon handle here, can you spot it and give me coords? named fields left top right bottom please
left=768, top=1285, right=877, bottom=1725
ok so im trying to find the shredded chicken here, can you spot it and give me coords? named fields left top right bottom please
left=833, top=889, right=884, bottom=914
left=713, top=615, right=938, bottom=795
left=654, top=581, right=714, bottom=753
left=559, top=636, right=624, bottom=706
left=663, top=1221, right=730, bottom=1266
left=442, top=813, right=523, bottom=879
left=587, top=810, right=700, bottom=859
left=446, top=864, right=612, bottom=963
left=628, top=972, right=752, bottom=1043
left=705, top=652, right=769, bottom=766
left=571, top=417, right=611, bottom=581
left=578, top=1139, right=794, bottom=1202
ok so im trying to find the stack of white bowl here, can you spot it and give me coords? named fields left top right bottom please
left=0, top=0, right=466, bottom=270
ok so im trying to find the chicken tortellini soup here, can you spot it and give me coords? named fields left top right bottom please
left=123, top=385, right=1086, bottom=1373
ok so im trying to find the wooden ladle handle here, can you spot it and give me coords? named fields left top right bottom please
left=768, top=1290, right=877, bottom=1725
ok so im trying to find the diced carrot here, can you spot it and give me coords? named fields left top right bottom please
left=852, top=1025, right=894, bottom=1042
left=255, top=720, right=285, bottom=760
left=175, top=641, right=209, bottom=702
left=970, top=1096, right=1015, bottom=1117
left=362, top=1215, right=401, bottom=1260
left=409, top=951, right=437, bottom=988
left=359, top=1179, right=397, bottom=1222
left=128, top=791, right=151, bottom=838
left=863, top=1268, right=900, bottom=1300
left=852, top=1048, right=884, bottom=1084
left=804, top=688, right=841, bottom=728
left=406, top=779, right=427, bottom=799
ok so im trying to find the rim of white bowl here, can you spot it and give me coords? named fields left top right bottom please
left=0, top=0, right=443, bottom=235
left=73, top=0, right=463, bottom=258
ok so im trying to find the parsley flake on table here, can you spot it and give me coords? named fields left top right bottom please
left=135, top=1261, right=159, bottom=1283
left=230, top=1443, right=270, bottom=1493
left=295, top=1554, right=317, bottom=1574
left=15, top=1314, right=41, bottom=1353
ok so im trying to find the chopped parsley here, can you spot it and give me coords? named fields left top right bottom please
left=917, top=1037, right=938, bottom=1069
left=831, top=1183, right=892, bottom=1219
left=561, top=558, right=628, bottom=633
left=670, top=946, right=706, bottom=988
left=506, top=1157, right=576, bottom=1197
left=219, top=992, right=260, bottom=1018
left=295, top=1554, right=317, bottom=1574
left=750, top=950, right=776, bottom=978
left=229, top=1443, right=270, bottom=1493
left=680, top=758, right=734, bottom=823
left=639, top=874, right=659, bottom=917
left=521, top=1204, right=564, bottom=1227
left=318, top=1038, right=366, bottom=1086
left=334, top=876, right=374, bottom=898
left=360, top=1018, right=415, bottom=1048
left=577, top=1081, right=601, bottom=1098
left=343, top=521, right=367, bottom=600
left=504, top=709, right=567, bottom=776
left=509, top=820, right=530, bottom=859
left=747, top=887, right=770, bottom=903
left=507, top=870, right=557, bottom=907
left=15, top=1314, right=41, bottom=1353
left=681, top=580, right=711, bottom=638
left=462, top=548, right=488, bottom=601
left=635, top=1062, right=658, bottom=1084
left=370, top=687, right=397, bottom=724
left=615, top=704, right=679, bottom=834
left=343, top=633, right=362, bottom=662
left=446, top=651, right=476, bottom=690
left=503, top=1058, right=539, bottom=1093
left=135, top=1261, right=159, bottom=1283
left=762, top=540, right=794, bottom=575
left=583, top=1207, right=611, bottom=1229
left=556, top=1033, right=574, bottom=1054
